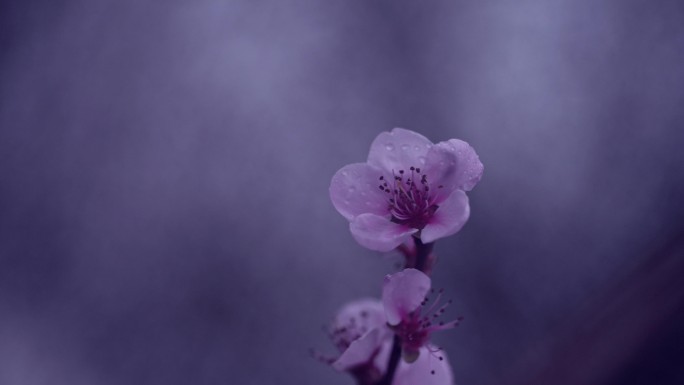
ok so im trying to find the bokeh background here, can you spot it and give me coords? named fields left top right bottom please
left=1, top=0, right=683, bottom=384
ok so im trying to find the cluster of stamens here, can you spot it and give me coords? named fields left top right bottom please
left=378, top=166, right=443, bottom=229
left=392, top=288, right=463, bottom=355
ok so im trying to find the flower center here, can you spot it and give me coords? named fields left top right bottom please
left=392, top=288, right=462, bottom=354
left=378, top=166, right=441, bottom=229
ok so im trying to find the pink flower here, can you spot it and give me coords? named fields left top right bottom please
left=330, top=128, right=483, bottom=251
left=382, top=269, right=462, bottom=362
left=393, top=345, right=454, bottom=385
left=321, top=299, right=392, bottom=384
left=324, top=298, right=455, bottom=385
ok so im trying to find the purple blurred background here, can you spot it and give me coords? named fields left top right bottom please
left=1, top=1, right=683, bottom=384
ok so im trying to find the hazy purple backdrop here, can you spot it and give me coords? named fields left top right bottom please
left=1, top=1, right=683, bottom=384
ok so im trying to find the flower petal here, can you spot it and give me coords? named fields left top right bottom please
left=382, top=268, right=431, bottom=326
left=367, top=128, right=433, bottom=174
left=333, top=299, right=386, bottom=341
left=421, top=190, right=470, bottom=244
left=424, top=139, right=483, bottom=202
left=330, top=163, right=390, bottom=221
left=394, top=345, right=454, bottom=385
left=372, top=339, right=393, bottom=375
left=350, top=214, right=417, bottom=252
left=332, top=328, right=384, bottom=371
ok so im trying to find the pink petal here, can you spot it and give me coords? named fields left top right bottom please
left=330, top=163, right=390, bottom=221
left=424, top=139, right=483, bottom=203
left=332, top=328, right=384, bottom=371
left=382, top=268, right=431, bottom=326
left=333, top=299, right=386, bottom=338
left=367, top=128, right=433, bottom=174
left=393, top=345, right=454, bottom=385
left=372, top=339, right=393, bottom=375
left=421, top=190, right=470, bottom=244
left=350, top=214, right=417, bottom=252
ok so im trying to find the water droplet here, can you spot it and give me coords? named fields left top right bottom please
left=385, top=143, right=395, bottom=151
left=344, top=200, right=350, bottom=206
left=401, top=144, right=410, bottom=151
left=414, top=145, right=421, bottom=151
left=341, top=171, right=348, bottom=176
left=418, top=156, right=426, bottom=164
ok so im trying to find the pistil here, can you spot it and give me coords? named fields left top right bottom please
left=377, top=167, right=442, bottom=229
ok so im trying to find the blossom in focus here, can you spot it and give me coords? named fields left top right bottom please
left=382, top=268, right=462, bottom=361
left=324, top=298, right=456, bottom=385
left=330, top=128, right=483, bottom=251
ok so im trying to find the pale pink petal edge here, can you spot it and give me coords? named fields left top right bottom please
left=382, top=268, right=431, bottom=325
left=421, top=190, right=470, bottom=244
left=350, top=213, right=417, bottom=252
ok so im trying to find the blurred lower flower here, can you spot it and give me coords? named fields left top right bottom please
left=383, top=269, right=462, bottom=362
left=317, top=297, right=456, bottom=385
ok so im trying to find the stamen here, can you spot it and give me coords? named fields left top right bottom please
left=381, top=166, right=439, bottom=229
left=393, top=288, right=462, bottom=354
left=424, top=348, right=446, bottom=377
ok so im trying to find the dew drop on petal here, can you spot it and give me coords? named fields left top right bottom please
left=418, top=156, right=426, bottom=164
left=385, top=143, right=395, bottom=151
left=401, top=144, right=410, bottom=151
left=414, top=145, right=421, bottom=151
left=341, top=171, right=348, bottom=177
